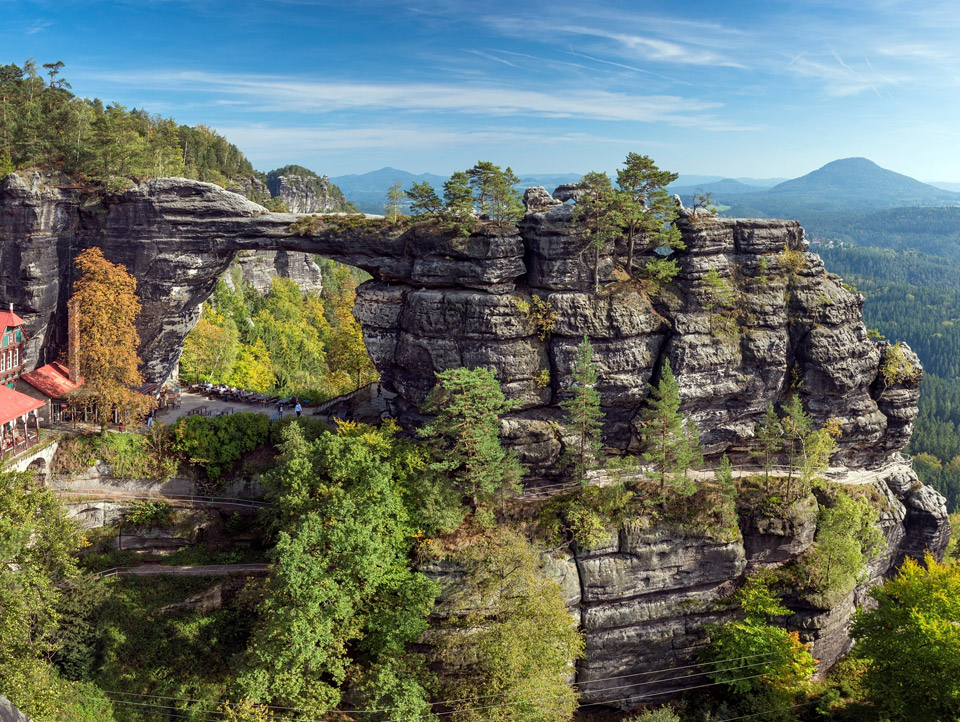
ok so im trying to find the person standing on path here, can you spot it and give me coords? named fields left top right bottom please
left=277, top=401, right=283, bottom=418
left=295, top=401, right=302, bottom=418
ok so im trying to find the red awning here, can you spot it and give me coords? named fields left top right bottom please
left=0, top=385, right=43, bottom=426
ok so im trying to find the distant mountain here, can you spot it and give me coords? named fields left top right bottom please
left=669, top=175, right=785, bottom=190
left=668, top=178, right=766, bottom=196
left=928, top=181, right=960, bottom=193
left=718, top=158, right=960, bottom=219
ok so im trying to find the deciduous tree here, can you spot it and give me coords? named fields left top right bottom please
left=69, top=247, right=153, bottom=430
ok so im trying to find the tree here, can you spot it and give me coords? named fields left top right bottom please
left=327, top=306, right=374, bottom=391
left=405, top=181, right=442, bottom=219
left=779, top=393, right=811, bottom=494
left=385, top=180, right=404, bottom=222
left=419, top=367, right=522, bottom=510
left=443, top=170, right=474, bottom=222
left=432, top=529, right=584, bottom=722
left=615, top=153, right=681, bottom=276
left=851, top=554, right=960, bottom=722
left=637, top=359, right=702, bottom=498
left=179, top=305, right=239, bottom=383
left=488, top=165, right=523, bottom=228
left=237, top=424, right=438, bottom=717
left=704, top=576, right=815, bottom=703
left=0, top=470, right=116, bottom=722
left=800, top=491, right=882, bottom=605
left=560, top=336, right=604, bottom=484
left=574, top=171, right=623, bottom=292
left=750, top=403, right=783, bottom=486
left=467, top=160, right=500, bottom=217
left=69, top=247, right=153, bottom=430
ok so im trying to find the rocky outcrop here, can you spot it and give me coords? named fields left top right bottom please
left=232, top=250, right=324, bottom=294
left=0, top=174, right=923, bottom=471
left=265, top=165, right=355, bottom=214
left=570, top=460, right=948, bottom=707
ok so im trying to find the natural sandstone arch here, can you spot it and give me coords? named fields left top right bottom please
left=0, top=174, right=920, bottom=474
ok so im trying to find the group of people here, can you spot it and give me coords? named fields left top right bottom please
left=276, top=398, right=303, bottom=419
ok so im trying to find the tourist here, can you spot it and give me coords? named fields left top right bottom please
left=295, top=401, right=302, bottom=418
left=277, top=401, right=283, bottom=418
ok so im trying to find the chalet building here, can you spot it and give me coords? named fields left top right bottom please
left=0, top=381, right=43, bottom=460
left=0, top=305, right=27, bottom=388
left=17, top=361, right=82, bottom=424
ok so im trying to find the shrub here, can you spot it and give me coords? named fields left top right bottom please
left=123, top=500, right=173, bottom=528
left=171, top=412, right=271, bottom=481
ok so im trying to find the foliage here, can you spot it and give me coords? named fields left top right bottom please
left=551, top=482, right=635, bottom=548
left=218, top=698, right=276, bottom=722
left=560, top=336, right=604, bottom=483
left=796, top=491, right=882, bottom=606
left=778, top=247, right=807, bottom=275
left=180, top=305, right=240, bottom=384
left=511, top=293, right=558, bottom=340
left=123, top=500, right=174, bottom=528
left=171, top=412, right=271, bottom=481
left=879, top=341, right=921, bottom=388
left=702, top=267, right=737, bottom=310
left=431, top=528, right=584, bottom=722
left=704, top=575, right=815, bottom=696
left=236, top=423, right=438, bottom=716
left=750, top=403, right=783, bottom=485
left=405, top=180, right=443, bottom=218
left=615, top=152, right=682, bottom=275
left=851, top=554, right=960, bottom=722
left=0, top=469, right=116, bottom=721
left=637, top=359, right=702, bottom=498
left=465, top=161, right=523, bottom=228
left=419, top=367, right=523, bottom=508
left=69, top=247, right=154, bottom=429
left=93, top=574, right=256, bottom=721
left=640, top=256, right=680, bottom=295
left=0, top=60, right=265, bottom=195
left=625, top=708, right=681, bottom=722
left=575, top=171, right=623, bottom=292
left=443, top=170, right=474, bottom=222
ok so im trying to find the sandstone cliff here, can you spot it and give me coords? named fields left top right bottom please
left=265, top=164, right=356, bottom=214
left=3, top=170, right=947, bottom=707
left=0, top=173, right=925, bottom=472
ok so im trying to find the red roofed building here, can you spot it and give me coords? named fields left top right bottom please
left=0, top=304, right=27, bottom=388
left=0, top=384, right=43, bottom=459
left=17, top=361, right=82, bottom=424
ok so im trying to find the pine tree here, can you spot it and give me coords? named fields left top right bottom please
left=574, top=171, right=623, bottom=293
left=616, top=153, right=682, bottom=276
left=443, top=171, right=474, bottom=222
left=488, top=165, right=523, bottom=229
left=750, top=402, right=783, bottom=487
left=638, top=359, right=702, bottom=499
left=419, top=367, right=522, bottom=508
left=560, top=336, right=604, bottom=484
left=404, top=181, right=442, bottom=219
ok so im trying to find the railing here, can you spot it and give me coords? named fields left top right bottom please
left=0, top=432, right=40, bottom=461
left=96, top=563, right=268, bottom=578
left=54, top=488, right=271, bottom=509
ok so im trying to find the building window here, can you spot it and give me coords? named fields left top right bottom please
left=2, top=334, right=7, bottom=347
left=1, top=352, right=6, bottom=372
left=13, top=348, right=17, bottom=368
left=15, top=330, right=21, bottom=342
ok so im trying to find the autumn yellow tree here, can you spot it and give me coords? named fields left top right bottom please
left=69, top=247, right=153, bottom=430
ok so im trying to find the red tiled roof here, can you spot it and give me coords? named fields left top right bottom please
left=20, top=362, right=82, bottom=399
left=0, top=384, right=43, bottom=425
left=0, top=309, right=25, bottom=331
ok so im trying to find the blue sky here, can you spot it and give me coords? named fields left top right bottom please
left=5, top=0, right=960, bottom=180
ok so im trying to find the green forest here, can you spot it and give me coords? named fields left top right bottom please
left=179, top=261, right=377, bottom=400
left=820, top=246, right=960, bottom=509
left=0, top=60, right=266, bottom=196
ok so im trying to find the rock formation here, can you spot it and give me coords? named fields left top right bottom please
left=265, top=165, right=355, bottom=214
left=232, top=250, right=324, bottom=295
left=0, top=174, right=925, bottom=471
left=3, top=171, right=948, bottom=706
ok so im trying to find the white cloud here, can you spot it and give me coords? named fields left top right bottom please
left=87, top=69, right=755, bottom=130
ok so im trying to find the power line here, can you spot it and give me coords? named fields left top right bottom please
left=98, top=652, right=781, bottom=716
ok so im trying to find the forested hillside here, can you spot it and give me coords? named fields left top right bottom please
left=821, top=246, right=960, bottom=508
left=0, top=60, right=266, bottom=196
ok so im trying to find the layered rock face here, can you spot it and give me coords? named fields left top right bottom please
left=265, top=171, right=352, bottom=214
left=0, top=174, right=923, bottom=470
left=567, top=460, right=949, bottom=707
left=233, top=250, right=324, bottom=294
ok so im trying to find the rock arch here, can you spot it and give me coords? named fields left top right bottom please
left=0, top=174, right=919, bottom=473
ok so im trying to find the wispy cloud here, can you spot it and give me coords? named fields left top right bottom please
left=87, top=69, right=756, bottom=130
